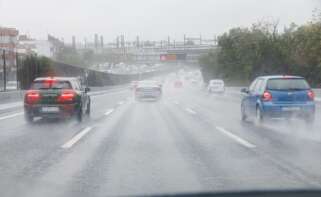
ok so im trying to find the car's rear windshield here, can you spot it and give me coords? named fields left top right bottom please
left=210, top=81, right=224, bottom=85
left=267, top=78, right=310, bottom=91
left=31, top=80, right=72, bottom=90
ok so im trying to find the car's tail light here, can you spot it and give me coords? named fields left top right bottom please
left=262, top=91, right=272, bottom=101
left=307, top=90, right=315, bottom=101
left=57, top=90, right=76, bottom=103
left=25, top=90, right=41, bottom=104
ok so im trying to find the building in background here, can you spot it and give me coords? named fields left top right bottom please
left=0, top=27, right=19, bottom=82
left=17, top=34, right=64, bottom=58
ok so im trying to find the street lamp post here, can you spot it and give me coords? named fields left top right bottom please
left=2, top=50, right=6, bottom=91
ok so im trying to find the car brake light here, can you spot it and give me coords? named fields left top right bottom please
left=307, top=90, right=315, bottom=101
left=25, top=90, right=41, bottom=104
left=57, top=90, right=76, bottom=103
left=262, top=91, right=272, bottom=101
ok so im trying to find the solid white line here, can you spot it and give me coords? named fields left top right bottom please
left=215, top=126, right=256, bottom=148
left=0, top=112, right=24, bottom=121
left=61, top=127, right=93, bottom=149
left=0, top=102, right=23, bottom=110
left=185, top=108, right=196, bottom=115
left=104, top=109, right=114, bottom=116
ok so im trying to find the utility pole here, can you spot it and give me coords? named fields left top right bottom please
left=184, top=34, right=186, bottom=50
left=136, top=36, right=140, bottom=48
left=2, top=50, right=6, bottom=91
left=116, top=36, right=120, bottom=49
left=100, top=35, right=104, bottom=49
left=72, top=36, right=76, bottom=49
left=168, top=36, right=170, bottom=48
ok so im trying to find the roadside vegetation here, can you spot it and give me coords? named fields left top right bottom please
left=200, top=11, right=321, bottom=87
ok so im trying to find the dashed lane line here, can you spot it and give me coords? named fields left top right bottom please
left=104, top=109, right=115, bottom=116
left=215, top=126, right=256, bottom=149
left=117, top=101, right=125, bottom=105
left=173, top=101, right=179, bottom=105
left=0, top=112, right=24, bottom=121
left=185, top=107, right=197, bottom=115
left=61, top=127, right=93, bottom=149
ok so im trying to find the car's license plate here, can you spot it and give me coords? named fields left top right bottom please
left=41, top=107, right=59, bottom=113
left=282, top=107, right=300, bottom=111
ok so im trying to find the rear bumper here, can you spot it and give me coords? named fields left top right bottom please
left=261, top=102, right=315, bottom=118
left=135, top=91, right=162, bottom=99
left=209, top=88, right=225, bottom=93
left=24, top=103, right=78, bottom=118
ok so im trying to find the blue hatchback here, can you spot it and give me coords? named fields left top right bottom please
left=241, top=75, right=315, bottom=124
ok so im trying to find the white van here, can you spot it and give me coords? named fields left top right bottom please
left=208, top=79, right=225, bottom=93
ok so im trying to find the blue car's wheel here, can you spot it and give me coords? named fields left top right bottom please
left=241, top=104, right=247, bottom=122
left=255, top=107, right=264, bottom=125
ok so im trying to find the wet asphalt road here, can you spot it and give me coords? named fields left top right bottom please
left=1, top=80, right=321, bottom=197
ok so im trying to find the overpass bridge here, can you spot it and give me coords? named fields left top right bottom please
left=111, top=44, right=217, bottom=64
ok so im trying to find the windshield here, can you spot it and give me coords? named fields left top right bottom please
left=31, top=80, right=72, bottom=89
left=1, top=0, right=321, bottom=196
left=267, top=78, right=310, bottom=91
left=210, top=80, right=224, bottom=85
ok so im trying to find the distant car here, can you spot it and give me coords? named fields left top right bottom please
left=174, top=80, right=183, bottom=88
left=191, top=79, right=198, bottom=85
left=130, top=81, right=138, bottom=90
left=24, top=77, right=91, bottom=123
left=135, top=81, right=162, bottom=101
left=6, top=81, right=17, bottom=90
left=208, top=79, right=225, bottom=93
left=241, top=75, right=315, bottom=124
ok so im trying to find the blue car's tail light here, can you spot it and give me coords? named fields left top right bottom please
left=307, top=90, right=315, bottom=101
left=262, top=91, right=272, bottom=102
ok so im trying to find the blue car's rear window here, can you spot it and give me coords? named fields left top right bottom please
left=267, top=78, right=310, bottom=91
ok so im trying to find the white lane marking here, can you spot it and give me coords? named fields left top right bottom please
left=0, top=112, right=24, bottom=121
left=61, top=127, right=93, bottom=149
left=215, top=126, right=256, bottom=148
left=90, top=90, right=128, bottom=98
left=117, top=101, right=125, bottom=105
left=185, top=107, right=196, bottom=115
left=173, top=101, right=179, bottom=105
left=0, top=102, right=23, bottom=110
left=105, top=109, right=114, bottom=116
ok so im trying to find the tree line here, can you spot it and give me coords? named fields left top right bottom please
left=199, top=15, right=321, bottom=87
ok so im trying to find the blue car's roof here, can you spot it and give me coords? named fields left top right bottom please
left=257, top=75, right=304, bottom=80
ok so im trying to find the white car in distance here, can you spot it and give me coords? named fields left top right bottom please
left=208, top=79, right=225, bottom=94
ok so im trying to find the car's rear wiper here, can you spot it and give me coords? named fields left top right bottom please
left=268, top=88, right=307, bottom=91
left=267, top=88, right=288, bottom=91
left=288, top=88, right=308, bottom=91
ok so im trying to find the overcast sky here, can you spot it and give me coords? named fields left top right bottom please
left=0, top=0, right=320, bottom=43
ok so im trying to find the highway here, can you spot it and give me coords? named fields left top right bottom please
left=1, top=75, right=321, bottom=197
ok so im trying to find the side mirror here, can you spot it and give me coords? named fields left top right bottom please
left=85, top=87, right=90, bottom=93
left=241, top=87, right=249, bottom=94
